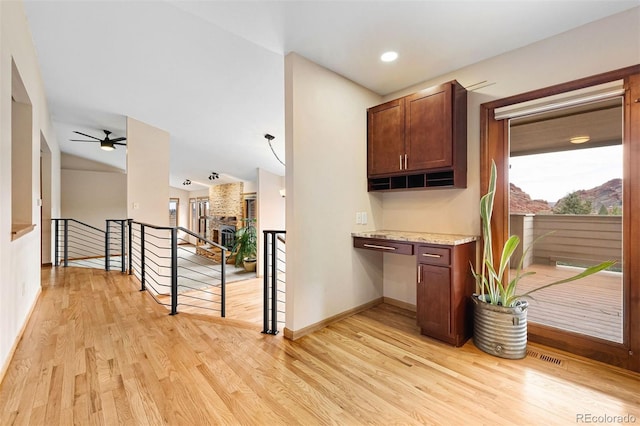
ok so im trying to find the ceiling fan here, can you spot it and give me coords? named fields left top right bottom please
left=70, top=130, right=126, bottom=151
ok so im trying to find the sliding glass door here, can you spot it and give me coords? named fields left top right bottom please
left=480, top=67, right=640, bottom=371
left=508, top=98, right=623, bottom=343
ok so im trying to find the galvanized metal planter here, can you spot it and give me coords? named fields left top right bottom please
left=473, top=294, right=528, bottom=359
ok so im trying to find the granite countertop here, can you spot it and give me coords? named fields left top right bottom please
left=351, top=230, right=479, bottom=246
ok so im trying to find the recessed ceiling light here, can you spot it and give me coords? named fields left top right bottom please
left=380, top=51, right=398, bottom=62
left=570, top=136, right=590, bottom=144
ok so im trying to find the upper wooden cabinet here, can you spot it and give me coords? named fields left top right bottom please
left=367, top=80, right=467, bottom=191
left=367, top=98, right=405, bottom=176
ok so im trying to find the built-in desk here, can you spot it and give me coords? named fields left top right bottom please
left=352, top=230, right=478, bottom=346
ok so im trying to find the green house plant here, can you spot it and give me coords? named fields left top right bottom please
left=471, top=160, right=615, bottom=359
left=232, top=218, right=257, bottom=271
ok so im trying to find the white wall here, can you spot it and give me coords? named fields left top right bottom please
left=380, top=7, right=640, bottom=305
left=243, top=180, right=257, bottom=194
left=62, top=152, right=125, bottom=173
left=256, top=168, right=285, bottom=276
left=126, top=117, right=170, bottom=225
left=0, top=0, right=61, bottom=376
left=188, top=188, right=209, bottom=199
left=285, top=53, right=384, bottom=333
left=61, top=169, right=127, bottom=229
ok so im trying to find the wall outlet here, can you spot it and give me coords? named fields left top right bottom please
left=133, top=202, right=140, bottom=210
left=356, top=212, right=362, bottom=224
left=362, top=212, right=368, bottom=224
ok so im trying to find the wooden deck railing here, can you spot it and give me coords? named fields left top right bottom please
left=510, top=214, right=622, bottom=268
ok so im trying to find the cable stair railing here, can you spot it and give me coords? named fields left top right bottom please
left=262, top=230, right=286, bottom=334
left=52, top=218, right=227, bottom=318
left=52, top=218, right=127, bottom=270
left=128, top=220, right=227, bottom=317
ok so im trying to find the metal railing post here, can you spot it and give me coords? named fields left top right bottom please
left=63, top=219, right=69, bottom=267
left=121, top=220, right=126, bottom=273
left=140, top=224, right=146, bottom=291
left=128, top=219, right=133, bottom=275
left=271, top=233, right=278, bottom=334
left=170, top=227, right=178, bottom=315
left=54, top=219, right=59, bottom=267
left=105, top=220, right=110, bottom=271
left=221, top=248, right=226, bottom=318
left=262, top=231, right=269, bottom=333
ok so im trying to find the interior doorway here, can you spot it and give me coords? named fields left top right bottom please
left=40, top=133, right=53, bottom=266
left=189, top=197, right=209, bottom=238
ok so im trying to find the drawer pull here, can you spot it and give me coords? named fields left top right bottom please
left=364, top=243, right=397, bottom=251
left=422, top=253, right=441, bottom=258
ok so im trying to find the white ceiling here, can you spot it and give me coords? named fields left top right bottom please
left=23, top=0, right=639, bottom=189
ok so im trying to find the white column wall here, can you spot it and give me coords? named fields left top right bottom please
left=284, top=53, right=384, bottom=333
left=126, top=117, right=170, bottom=225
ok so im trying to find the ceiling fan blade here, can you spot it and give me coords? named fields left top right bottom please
left=112, top=142, right=127, bottom=146
left=73, top=131, right=102, bottom=141
left=70, top=139, right=98, bottom=142
left=110, top=137, right=126, bottom=143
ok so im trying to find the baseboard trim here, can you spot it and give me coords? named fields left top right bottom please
left=284, top=297, right=383, bottom=341
left=383, top=297, right=416, bottom=312
left=0, top=287, right=42, bottom=384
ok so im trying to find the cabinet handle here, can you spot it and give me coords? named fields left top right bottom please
left=363, top=243, right=397, bottom=251
left=399, top=155, right=403, bottom=170
left=418, top=265, right=422, bottom=283
left=404, top=154, right=407, bottom=170
left=422, top=253, right=441, bottom=258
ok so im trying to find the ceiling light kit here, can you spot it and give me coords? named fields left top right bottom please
left=182, top=179, right=191, bottom=185
left=265, top=133, right=285, bottom=167
left=70, top=129, right=126, bottom=151
left=380, top=51, right=398, bottom=62
left=208, top=172, right=219, bottom=180
left=570, top=136, right=591, bottom=144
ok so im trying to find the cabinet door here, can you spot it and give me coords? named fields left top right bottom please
left=367, top=98, right=405, bottom=176
left=417, top=264, right=451, bottom=338
left=405, top=84, right=452, bottom=171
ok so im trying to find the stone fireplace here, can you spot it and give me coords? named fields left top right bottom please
left=210, top=216, right=237, bottom=249
left=207, top=182, right=244, bottom=249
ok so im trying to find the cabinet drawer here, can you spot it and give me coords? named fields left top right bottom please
left=417, top=245, right=450, bottom=266
left=354, top=238, right=414, bottom=255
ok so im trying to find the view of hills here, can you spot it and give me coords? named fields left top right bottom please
left=510, top=178, right=622, bottom=215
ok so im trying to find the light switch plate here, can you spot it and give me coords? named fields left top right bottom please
left=362, top=212, right=368, bottom=224
left=356, top=212, right=362, bottom=224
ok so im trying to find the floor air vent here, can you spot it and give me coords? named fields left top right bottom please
left=526, top=349, right=565, bottom=367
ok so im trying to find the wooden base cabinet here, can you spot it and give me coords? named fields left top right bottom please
left=416, top=242, right=475, bottom=346
left=352, top=233, right=478, bottom=347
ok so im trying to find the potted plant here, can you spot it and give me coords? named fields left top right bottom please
left=471, top=160, right=615, bottom=359
left=232, top=218, right=257, bottom=272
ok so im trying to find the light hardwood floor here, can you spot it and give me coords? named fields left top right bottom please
left=1, top=266, right=639, bottom=425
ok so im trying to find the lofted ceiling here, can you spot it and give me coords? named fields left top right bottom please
left=22, top=0, right=639, bottom=189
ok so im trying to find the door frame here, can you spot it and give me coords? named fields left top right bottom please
left=480, top=64, right=640, bottom=371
